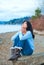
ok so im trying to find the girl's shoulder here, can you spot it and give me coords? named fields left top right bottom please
left=26, top=31, right=31, bottom=34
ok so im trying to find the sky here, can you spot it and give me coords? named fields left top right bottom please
left=0, top=0, right=44, bottom=21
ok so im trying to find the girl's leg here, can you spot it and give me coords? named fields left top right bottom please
left=9, top=36, right=25, bottom=60
left=11, top=35, right=25, bottom=50
left=10, top=35, right=20, bottom=49
left=21, top=40, right=33, bottom=56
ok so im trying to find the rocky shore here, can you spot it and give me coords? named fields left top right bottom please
left=0, top=31, right=44, bottom=65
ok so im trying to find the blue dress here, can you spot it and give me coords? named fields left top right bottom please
left=11, top=31, right=34, bottom=56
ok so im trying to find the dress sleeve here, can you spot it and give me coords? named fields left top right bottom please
left=11, top=32, right=19, bottom=41
left=19, top=31, right=32, bottom=40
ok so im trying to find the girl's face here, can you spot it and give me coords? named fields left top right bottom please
left=21, top=22, right=27, bottom=34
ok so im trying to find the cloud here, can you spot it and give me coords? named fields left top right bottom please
left=0, top=0, right=44, bottom=21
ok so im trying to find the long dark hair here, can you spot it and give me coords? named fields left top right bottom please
left=23, top=20, right=35, bottom=39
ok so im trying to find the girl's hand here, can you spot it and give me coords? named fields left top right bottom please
left=20, top=29, right=27, bottom=35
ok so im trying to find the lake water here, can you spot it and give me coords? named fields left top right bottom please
left=0, top=25, right=21, bottom=33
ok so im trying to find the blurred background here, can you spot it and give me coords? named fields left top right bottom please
left=0, top=0, right=44, bottom=65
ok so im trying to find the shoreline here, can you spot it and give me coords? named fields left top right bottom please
left=0, top=29, right=44, bottom=36
left=33, top=29, right=44, bottom=35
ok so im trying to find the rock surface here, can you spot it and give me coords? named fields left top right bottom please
left=0, top=32, right=44, bottom=65
left=31, top=15, right=44, bottom=31
left=12, top=52, right=44, bottom=65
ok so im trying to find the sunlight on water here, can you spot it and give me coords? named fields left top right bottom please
left=0, top=25, right=21, bottom=33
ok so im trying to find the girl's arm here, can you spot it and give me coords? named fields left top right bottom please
left=19, top=31, right=32, bottom=40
